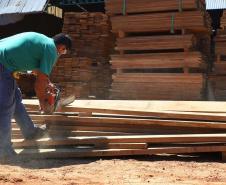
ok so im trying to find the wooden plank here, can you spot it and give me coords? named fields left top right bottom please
left=48, top=125, right=216, bottom=135
left=11, top=130, right=136, bottom=139
left=26, top=114, right=226, bottom=130
left=15, top=144, right=226, bottom=158
left=23, top=99, right=226, bottom=113
left=94, top=143, right=148, bottom=149
left=23, top=101, right=226, bottom=122
left=12, top=133, right=226, bottom=147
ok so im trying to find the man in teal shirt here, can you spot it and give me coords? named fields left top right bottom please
left=0, top=32, right=72, bottom=163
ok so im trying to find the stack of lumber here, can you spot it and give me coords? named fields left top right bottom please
left=16, top=73, right=36, bottom=98
left=220, top=10, right=226, bottom=29
left=49, top=57, right=92, bottom=99
left=12, top=100, right=226, bottom=160
left=50, top=57, right=92, bottom=82
left=109, top=11, right=211, bottom=33
left=60, top=12, right=115, bottom=99
left=105, top=0, right=212, bottom=100
left=58, top=81, right=90, bottom=99
left=105, top=0, right=206, bottom=15
left=90, top=63, right=113, bottom=99
left=111, top=73, right=207, bottom=100
left=212, top=29, right=226, bottom=100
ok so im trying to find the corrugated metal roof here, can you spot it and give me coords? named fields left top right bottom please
left=0, top=0, right=48, bottom=15
left=206, top=0, right=226, bottom=10
left=0, top=14, right=24, bottom=25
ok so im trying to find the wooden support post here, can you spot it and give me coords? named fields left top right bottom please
left=184, top=48, right=189, bottom=53
left=119, top=50, right=124, bottom=55
left=78, top=112, right=92, bottom=117
left=117, top=68, right=123, bottom=73
left=182, top=29, right=190, bottom=35
left=217, top=55, right=220, bottom=63
left=222, top=151, right=226, bottom=161
left=119, top=30, right=126, bottom=38
left=183, top=66, right=189, bottom=75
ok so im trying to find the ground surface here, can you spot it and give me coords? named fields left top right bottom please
left=0, top=152, right=225, bottom=185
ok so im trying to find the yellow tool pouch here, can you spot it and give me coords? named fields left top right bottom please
left=12, top=71, right=20, bottom=79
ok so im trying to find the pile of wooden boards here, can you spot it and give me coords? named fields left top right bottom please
left=16, top=73, right=36, bottom=98
left=105, top=0, right=212, bottom=100
left=12, top=100, right=226, bottom=160
left=49, top=57, right=92, bottom=98
left=212, top=23, right=226, bottom=100
left=105, top=0, right=207, bottom=15
left=90, top=63, right=113, bottom=99
left=53, top=12, right=115, bottom=99
left=220, top=10, right=226, bottom=29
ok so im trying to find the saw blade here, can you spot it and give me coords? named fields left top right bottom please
left=55, top=95, right=75, bottom=112
left=61, top=95, right=75, bottom=106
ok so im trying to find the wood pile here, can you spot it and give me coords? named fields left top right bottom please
left=49, top=57, right=92, bottom=99
left=109, top=11, right=211, bottom=33
left=12, top=100, right=226, bottom=160
left=16, top=73, right=36, bottom=98
left=212, top=29, right=226, bottom=100
left=105, top=0, right=212, bottom=100
left=105, top=0, right=206, bottom=15
left=56, top=12, right=115, bottom=99
left=90, top=63, right=113, bottom=99
left=111, top=73, right=207, bottom=100
left=220, top=10, right=226, bottom=29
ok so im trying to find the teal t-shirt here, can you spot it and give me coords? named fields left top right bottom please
left=0, top=32, right=57, bottom=76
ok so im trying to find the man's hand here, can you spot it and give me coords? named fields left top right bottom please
left=46, top=81, right=56, bottom=93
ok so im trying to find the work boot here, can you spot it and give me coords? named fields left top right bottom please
left=25, top=124, right=50, bottom=140
left=0, top=151, right=18, bottom=164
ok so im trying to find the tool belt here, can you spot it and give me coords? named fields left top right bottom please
left=13, top=71, right=20, bottom=79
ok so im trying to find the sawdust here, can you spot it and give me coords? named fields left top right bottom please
left=0, top=152, right=226, bottom=185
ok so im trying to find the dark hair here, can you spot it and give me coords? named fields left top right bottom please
left=53, top=33, right=72, bottom=50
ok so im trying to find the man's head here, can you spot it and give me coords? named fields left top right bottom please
left=53, top=33, right=72, bottom=55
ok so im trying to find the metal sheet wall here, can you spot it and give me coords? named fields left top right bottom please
left=206, top=0, right=226, bottom=10
left=0, top=0, right=47, bottom=14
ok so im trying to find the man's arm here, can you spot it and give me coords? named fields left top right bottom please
left=32, top=70, right=48, bottom=110
left=32, top=69, right=55, bottom=92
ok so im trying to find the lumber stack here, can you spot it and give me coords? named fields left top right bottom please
left=90, top=63, right=113, bottom=99
left=49, top=57, right=92, bottom=98
left=212, top=29, right=226, bottom=100
left=105, top=0, right=212, bottom=100
left=16, top=73, right=36, bottom=98
left=59, top=12, right=115, bottom=99
left=111, top=73, right=207, bottom=100
left=105, top=0, right=206, bottom=15
left=12, top=100, right=226, bottom=160
left=220, top=10, right=226, bottom=29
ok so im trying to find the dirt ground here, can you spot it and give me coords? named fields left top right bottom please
left=0, top=152, right=226, bottom=185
